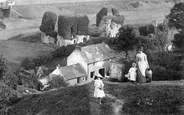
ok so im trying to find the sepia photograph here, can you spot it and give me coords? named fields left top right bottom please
left=0, top=0, right=184, bottom=114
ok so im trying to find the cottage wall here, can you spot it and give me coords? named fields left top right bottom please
left=67, top=79, right=77, bottom=86
left=67, top=50, right=88, bottom=72
left=87, top=59, right=113, bottom=81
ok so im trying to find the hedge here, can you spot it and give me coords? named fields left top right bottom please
left=111, top=8, right=120, bottom=16
left=96, top=7, right=108, bottom=27
left=39, top=11, right=57, bottom=33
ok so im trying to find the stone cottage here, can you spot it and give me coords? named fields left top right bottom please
left=67, top=42, right=116, bottom=82
left=50, top=63, right=87, bottom=86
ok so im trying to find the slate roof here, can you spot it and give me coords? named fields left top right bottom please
left=77, top=43, right=115, bottom=64
left=59, top=63, right=87, bottom=80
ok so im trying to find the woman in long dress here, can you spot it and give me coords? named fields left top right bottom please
left=94, top=74, right=105, bottom=104
left=136, top=46, right=149, bottom=83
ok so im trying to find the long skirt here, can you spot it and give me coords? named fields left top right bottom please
left=137, top=61, right=147, bottom=83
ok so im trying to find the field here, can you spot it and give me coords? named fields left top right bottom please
left=9, top=81, right=184, bottom=115
left=0, top=0, right=176, bottom=71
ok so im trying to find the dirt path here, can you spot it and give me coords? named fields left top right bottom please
left=89, top=82, right=124, bottom=115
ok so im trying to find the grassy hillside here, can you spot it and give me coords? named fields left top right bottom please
left=0, top=39, right=58, bottom=71
left=9, top=81, right=184, bottom=115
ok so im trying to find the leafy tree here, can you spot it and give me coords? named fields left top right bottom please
left=0, top=55, right=18, bottom=89
left=167, top=2, right=184, bottom=49
left=167, top=2, right=184, bottom=31
left=115, top=26, right=138, bottom=57
left=0, top=55, right=19, bottom=114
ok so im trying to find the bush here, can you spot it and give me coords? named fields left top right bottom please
left=20, top=58, right=35, bottom=70
left=76, top=15, right=90, bottom=35
left=147, top=51, right=182, bottom=71
left=111, top=8, right=120, bottom=16
left=18, top=74, right=42, bottom=90
left=96, top=7, right=108, bottom=27
left=48, top=75, right=69, bottom=89
left=51, top=46, right=67, bottom=58
left=58, top=15, right=77, bottom=39
left=152, top=66, right=182, bottom=81
left=172, top=33, right=184, bottom=48
left=32, top=54, right=52, bottom=67
left=39, top=11, right=57, bottom=33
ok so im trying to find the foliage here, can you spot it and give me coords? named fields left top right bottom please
left=48, top=75, right=69, bottom=89
left=172, top=33, right=184, bottom=48
left=139, top=24, right=155, bottom=36
left=167, top=2, right=184, bottom=31
left=0, top=55, right=18, bottom=89
left=148, top=51, right=182, bottom=71
left=0, top=55, right=19, bottom=114
left=147, top=51, right=183, bottom=80
left=18, top=74, right=42, bottom=91
left=167, top=2, right=184, bottom=48
left=32, top=54, right=52, bottom=67
left=20, top=58, right=35, bottom=70
left=151, top=66, right=182, bottom=81
left=114, top=26, right=137, bottom=56
left=138, top=31, right=168, bottom=52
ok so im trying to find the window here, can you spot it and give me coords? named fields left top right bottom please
left=77, top=78, right=80, bottom=83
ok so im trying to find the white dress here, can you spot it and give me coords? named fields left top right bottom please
left=94, top=79, right=105, bottom=98
left=136, top=52, right=148, bottom=77
left=128, top=67, right=137, bottom=81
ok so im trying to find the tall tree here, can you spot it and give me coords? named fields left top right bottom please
left=116, top=26, right=137, bottom=58
left=167, top=2, right=184, bottom=32
left=167, top=2, right=184, bottom=48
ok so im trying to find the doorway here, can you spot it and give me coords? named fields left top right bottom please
left=99, top=68, right=105, bottom=77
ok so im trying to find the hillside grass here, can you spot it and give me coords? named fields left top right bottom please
left=9, top=81, right=184, bottom=115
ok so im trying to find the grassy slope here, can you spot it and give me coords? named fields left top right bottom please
left=9, top=81, right=184, bottom=115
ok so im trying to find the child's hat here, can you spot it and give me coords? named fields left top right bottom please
left=96, top=73, right=103, bottom=78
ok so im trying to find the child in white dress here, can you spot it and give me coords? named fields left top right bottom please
left=94, top=73, right=105, bottom=104
left=125, top=62, right=137, bottom=83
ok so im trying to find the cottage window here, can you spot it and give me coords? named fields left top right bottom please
left=77, top=78, right=80, bottom=83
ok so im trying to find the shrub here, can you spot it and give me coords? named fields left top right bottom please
left=20, top=58, right=35, bottom=70
left=152, top=66, right=182, bottom=81
left=96, top=7, right=108, bottom=27
left=39, top=11, right=57, bottom=33
left=32, top=54, right=52, bottom=67
left=48, top=75, right=69, bottom=89
left=18, top=74, right=42, bottom=90
left=51, top=46, right=67, bottom=58
left=172, top=33, right=184, bottom=48
left=76, top=15, right=90, bottom=35
left=58, top=15, right=77, bottom=39
left=58, top=14, right=89, bottom=39
left=111, top=8, right=120, bottom=16
left=147, top=51, right=182, bottom=71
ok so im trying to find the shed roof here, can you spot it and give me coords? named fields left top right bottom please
left=59, top=63, right=87, bottom=80
left=76, top=43, right=115, bottom=64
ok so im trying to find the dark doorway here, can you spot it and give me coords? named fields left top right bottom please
left=90, top=71, right=95, bottom=78
left=99, top=68, right=105, bottom=77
